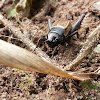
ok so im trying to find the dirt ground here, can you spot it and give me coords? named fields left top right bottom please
left=0, top=0, right=100, bottom=100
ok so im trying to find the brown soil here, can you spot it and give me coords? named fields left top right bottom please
left=0, top=0, right=100, bottom=100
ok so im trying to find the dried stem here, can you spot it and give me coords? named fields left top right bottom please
left=0, top=0, right=6, bottom=9
left=66, top=24, right=100, bottom=70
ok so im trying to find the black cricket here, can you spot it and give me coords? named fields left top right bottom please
left=35, top=14, right=85, bottom=49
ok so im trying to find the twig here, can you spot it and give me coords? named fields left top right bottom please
left=0, top=0, right=6, bottom=9
left=0, top=34, right=19, bottom=40
left=0, top=27, right=7, bottom=32
left=95, top=67, right=100, bottom=74
left=65, top=24, right=100, bottom=70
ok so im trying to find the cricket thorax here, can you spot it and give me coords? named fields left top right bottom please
left=52, top=20, right=72, bottom=36
left=48, top=27, right=64, bottom=36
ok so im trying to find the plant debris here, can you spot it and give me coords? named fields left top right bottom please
left=0, top=0, right=100, bottom=100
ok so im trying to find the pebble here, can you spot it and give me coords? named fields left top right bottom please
left=90, top=1, right=100, bottom=16
left=94, top=44, right=100, bottom=53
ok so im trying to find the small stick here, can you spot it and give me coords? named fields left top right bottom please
left=0, top=0, right=5, bottom=8
left=66, top=24, right=100, bottom=70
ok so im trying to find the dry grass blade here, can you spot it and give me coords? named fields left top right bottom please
left=0, top=39, right=98, bottom=81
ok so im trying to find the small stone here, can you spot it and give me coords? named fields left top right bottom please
left=94, top=44, right=100, bottom=53
left=90, top=1, right=100, bottom=16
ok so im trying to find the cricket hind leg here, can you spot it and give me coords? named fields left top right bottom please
left=65, top=31, right=79, bottom=40
left=65, top=14, right=85, bottom=40
left=71, top=14, right=85, bottom=33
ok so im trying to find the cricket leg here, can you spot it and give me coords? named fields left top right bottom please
left=71, top=14, right=85, bottom=33
left=34, top=35, right=47, bottom=51
left=66, top=31, right=79, bottom=39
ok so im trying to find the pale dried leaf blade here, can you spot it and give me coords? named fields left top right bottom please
left=0, top=39, right=98, bottom=81
left=0, top=39, right=90, bottom=81
left=69, top=72, right=98, bottom=81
